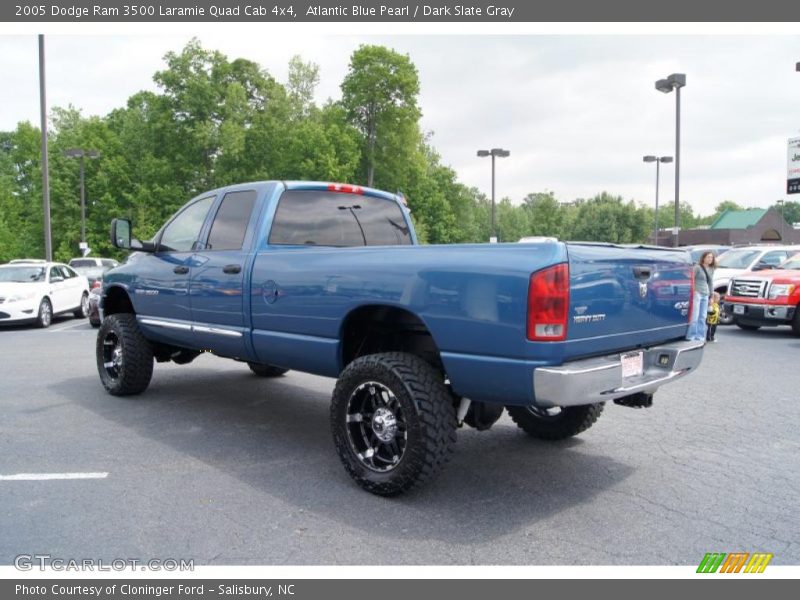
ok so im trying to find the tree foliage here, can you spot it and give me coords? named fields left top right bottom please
left=0, top=39, right=723, bottom=263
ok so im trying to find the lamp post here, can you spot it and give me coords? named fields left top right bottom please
left=64, top=148, right=100, bottom=249
left=655, top=73, right=686, bottom=247
left=477, top=147, right=510, bottom=243
left=643, top=155, right=673, bottom=246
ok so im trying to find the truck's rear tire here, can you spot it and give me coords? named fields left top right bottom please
left=506, top=403, right=604, bottom=440
left=248, top=363, right=289, bottom=377
left=96, top=313, right=154, bottom=396
left=331, top=352, right=456, bottom=496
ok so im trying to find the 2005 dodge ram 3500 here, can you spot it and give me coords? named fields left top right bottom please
left=98, top=181, right=704, bottom=495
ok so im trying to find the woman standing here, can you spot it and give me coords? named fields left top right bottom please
left=687, top=251, right=717, bottom=341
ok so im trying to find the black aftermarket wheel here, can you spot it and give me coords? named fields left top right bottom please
left=96, top=313, right=154, bottom=396
left=506, top=403, right=604, bottom=440
left=331, top=352, right=457, bottom=496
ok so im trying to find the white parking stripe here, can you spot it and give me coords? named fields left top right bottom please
left=0, top=472, right=109, bottom=481
left=48, top=321, right=89, bottom=332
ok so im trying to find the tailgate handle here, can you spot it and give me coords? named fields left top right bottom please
left=632, top=266, right=651, bottom=280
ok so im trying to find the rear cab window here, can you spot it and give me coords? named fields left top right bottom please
left=268, top=190, right=412, bottom=247
left=206, top=190, right=258, bottom=251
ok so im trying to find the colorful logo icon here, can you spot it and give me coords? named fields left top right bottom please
left=697, top=552, right=773, bottom=573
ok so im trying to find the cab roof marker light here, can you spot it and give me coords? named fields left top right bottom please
left=327, top=183, right=364, bottom=195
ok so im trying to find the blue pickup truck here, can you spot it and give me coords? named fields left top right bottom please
left=98, top=181, right=704, bottom=495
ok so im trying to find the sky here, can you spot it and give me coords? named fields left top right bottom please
left=1, top=31, right=799, bottom=217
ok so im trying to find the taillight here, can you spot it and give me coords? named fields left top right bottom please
left=527, top=263, right=569, bottom=341
left=327, top=183, right=364, bottom=195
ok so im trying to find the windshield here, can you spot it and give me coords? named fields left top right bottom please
left=69, top=259, right=97, bottom=268
left=716, top=249, right=760, bottom=269
left=0, top=266, right=46, bottom=283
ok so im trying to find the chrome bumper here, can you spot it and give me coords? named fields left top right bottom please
left=533, top=339, right=705, bottom=408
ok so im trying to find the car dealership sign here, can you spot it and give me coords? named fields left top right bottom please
left=789, top=136, right=800, bottom=194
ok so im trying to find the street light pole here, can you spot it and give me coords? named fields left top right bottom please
left=643, top=155, right=673, bottom=246
left=65, top=148, right=99, bottom=250
left=656, top=73, right=687, bottom=247
left=477, top=147, right=510, bottom=243
left=39, top=34, right=52, bottom=262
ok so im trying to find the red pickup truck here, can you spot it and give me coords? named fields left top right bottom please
left=725, top=253, right=800, bottom=335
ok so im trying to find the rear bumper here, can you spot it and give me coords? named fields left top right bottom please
left=533, top=339, right=705, bottom=408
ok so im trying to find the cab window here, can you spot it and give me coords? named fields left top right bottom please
left=159, top=196, right=215, bottom=252
left=206, top=190, right=257, bottom=251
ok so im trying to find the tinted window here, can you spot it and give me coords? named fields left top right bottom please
left=49, top=267, right=62, bottom=281
left=159, top=196, right=215, bottom=252
left=269, top=191, right=411, bottom=247
left=206, top=190, right=257, bottom=251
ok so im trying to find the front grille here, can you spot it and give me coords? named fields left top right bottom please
left=729, top=278, right=767, bottom=298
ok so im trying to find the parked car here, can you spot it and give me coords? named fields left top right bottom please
left=69, top=257, right=119, bottom=270
left=711, top=244, right=800, bottom=324
left=97, top=181, right=703, bottom=496
left=724, top=252, right=800, bottom=334
left=0, top=262, right=90, bottom=327
left=8, top=258, right=47, bottom=264
left=683, top=244, right=731, bottom=264
left=88, top=280, right=103, bottom=327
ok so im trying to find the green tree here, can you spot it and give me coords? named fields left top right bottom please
left=341, top=45, right=421, bottom=187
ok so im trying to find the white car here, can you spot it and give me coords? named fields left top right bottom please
left=0, top=262, right=90, bottom=328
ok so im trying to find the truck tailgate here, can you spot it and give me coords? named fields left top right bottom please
left=564, top=244, right=692, bottom=358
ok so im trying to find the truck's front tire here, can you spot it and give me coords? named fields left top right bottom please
left=247, top=362, right=289, bottom=377
left=331, top=352, right=456, bottom=496
left=506, top=403, right=604, bottom=440
left=96, top=314, right=154, bottom=396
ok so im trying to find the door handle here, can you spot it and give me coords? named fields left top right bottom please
left=173, top=266, right=189, bottom=275
left=223, top=264, right=242, bottom=274
left=632, top=266, right=651, bottom=280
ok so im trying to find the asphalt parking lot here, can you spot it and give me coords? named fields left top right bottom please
left=1, top=316, right=798, bottom=566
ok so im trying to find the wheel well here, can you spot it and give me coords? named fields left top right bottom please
left=104, top=286, right=135, bottom=316
left=340, top=306, right=442, bottom=372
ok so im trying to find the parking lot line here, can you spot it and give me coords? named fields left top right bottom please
left=49, top=321, right=91, bottom=332
left=0, top=472, right=108, bottom=481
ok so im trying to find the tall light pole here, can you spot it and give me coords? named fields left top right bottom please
left=64, top=148, right=100, bottom=250
left=643, top=155, right=673, bottom=246
left=655, top=73, right=686, bottom=247
left=39, top=35, right=52, bottom=261
left=477, top=147, right=510, bottom=243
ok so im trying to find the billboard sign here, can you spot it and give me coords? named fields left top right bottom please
left=789, top=136, right=800, bottom=194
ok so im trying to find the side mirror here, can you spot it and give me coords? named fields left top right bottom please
left=111, top=218, right=131, bottom=250
left=111, top=218, right=155, bottom=253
